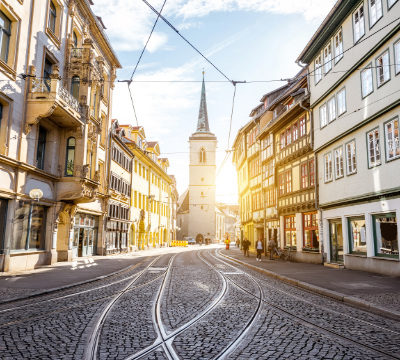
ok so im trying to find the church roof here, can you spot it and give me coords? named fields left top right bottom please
left=177, top=190, right=189, bottom=213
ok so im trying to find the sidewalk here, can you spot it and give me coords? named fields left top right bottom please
left=0, top=246, right=198, bottom=304
left=221, top=247, right=400, bottom=321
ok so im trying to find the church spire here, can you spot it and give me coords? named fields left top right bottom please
left=196, top=71, right=210, bottom=132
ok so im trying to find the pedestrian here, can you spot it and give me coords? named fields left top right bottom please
left=243, top=238, right=250, bottom=257
left=256, top=238, right=264, bottom=261
left=235, top=238, right=240, bottom=248
left=225, top=235, right=230, bottom=250
left=268, top=238, right=277, bottom=260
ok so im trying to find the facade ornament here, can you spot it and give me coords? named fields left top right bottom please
left=81, top=164, right=89, bottom=179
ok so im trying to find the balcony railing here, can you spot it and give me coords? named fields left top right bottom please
left=57, top=84, right=80, bottom=112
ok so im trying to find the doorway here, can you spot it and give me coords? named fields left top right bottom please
left=329, top=220, right=343, bottom=263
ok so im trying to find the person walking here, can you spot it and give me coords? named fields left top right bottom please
left=268, top=238, right=277, bottom=260
left=243, top=238, right=250, bottom=257
left=225, top=235, right=230, bottom=250
left=236, top=238, right=240, bottom=248
left=256, top=238, right=264, bottom=261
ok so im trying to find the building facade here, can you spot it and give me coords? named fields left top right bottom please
left=298, top=0, right=400, bottom=275
left=0, top=0, right=120, bottom=272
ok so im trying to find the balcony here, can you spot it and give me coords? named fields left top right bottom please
left=57, top=165, right=100, bottom=203
left=70, top=48, right=83, bottom=62
left=26, top=67, right=85, bottom=132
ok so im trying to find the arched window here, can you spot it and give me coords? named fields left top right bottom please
left=70, top=76, right=80, bottom=100
left=72, top=31, right=78, bottom=48
left=200, top=148, right=206, bottom=163
left=48, top=1, right=57, bottom=34
left=65, top=137, right=76, bottom=176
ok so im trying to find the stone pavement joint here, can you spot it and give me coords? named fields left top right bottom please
left=220, top=248, right=400, bottom=321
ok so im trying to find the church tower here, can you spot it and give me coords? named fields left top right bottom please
left=188, top=74, right=217, bottom=242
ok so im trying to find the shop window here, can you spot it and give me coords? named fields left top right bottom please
left=385, top=118, right=400, bottom=161
left=334, top=28, right=343, bottom=63
left=0, top=198, right=8, bottom=251
left=12, top=201, right=47, bottom=251
left=303, top=212, right=319, bottom=252
left=376, top=50, right=390, bottom=87
left=70, top=76, right=80, bottom=100
left=348, top=217, right=367, bottom=254
left=65, top=137, right=75, bottom=176
left=353, top=4, right=365, bottom=43
left=0, top=11, right=11, bottom=63
left=284, top=215, right=296, bottom=249
left=374, top=213, right=398, bottom=257
left=367, top=128, right=381, bottom=167
left=36, top=125, right=47, bottom=170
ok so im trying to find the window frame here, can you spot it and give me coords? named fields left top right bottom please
left=334, top=28, right=344, bottom=64
left=36, top=125, right=47, bottom=170
left=324, top=42, right=332, bottom=74
left=303, top=212, right=319, bottom=252
left=334, top=145, right=344, bottom=179
left=324, top=152, right=333, bottom=183
left=337, top=87, right=347, bottom=116
left=0, top=11, right=11, bottom=63
left=315, top=53, right=322, bottom=84
left=384, top=116, right=400, bottom=162
left=394, top=39, right=400, bottom=75
left=366, top=127, right=382, bottom=168
left=360, top=63, right=374, bottom=98
left=48, top=1, right=57, bottom=34
left=368, top=0, right=383, bottom=29
left=327, top=96, right=336, bottom=123
left=320, top=103, right=328, bottom=128
left=353, top=3, right=365, bottom=43
left=65, top=136, right=76, bottom=176
left=375, top=49, right=391, bottom=88
left=45, top=0, right=62, bottom=46
left=388, top=0, right=399, bottom=9
left=345, top=139, right=357, bottom=175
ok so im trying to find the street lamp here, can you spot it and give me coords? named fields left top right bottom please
left=25, top=189, right=43, bottom=250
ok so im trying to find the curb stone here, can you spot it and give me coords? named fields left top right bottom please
left=0, top=258, right=146, bottom=305
left=220, top=251, right=400, bottom=322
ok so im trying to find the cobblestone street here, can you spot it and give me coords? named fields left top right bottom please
left=1, top=247, right=399, bottom=360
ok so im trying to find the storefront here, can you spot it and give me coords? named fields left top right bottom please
left=106, top=220, right=129, bottom=254
left=329, top=219, right=343, bottom=263
left=72, top=213, right=98, bottom=258
left=0, top=198, right=8, bottom=253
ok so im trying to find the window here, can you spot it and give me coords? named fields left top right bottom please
left=36, top=126, right=47, bottom=170
left=376, top=50, right=390, bottom=87
left=292, top=122, right=298, bottom=142
left=12, top=201, right=47, bottom=251
left=367, top=128, right=381, bottom=167
left=65, top=137, right=75, bottom=176
left=48, top=1, right=57, bottom=34
left=334, top=147, right=344, bottom=179
left=320, top=103, right=328, bottom=128
left=369, top=0, right=382, bottom=27
left=0, top=11, right=11, bottom=63
left=395, top=40, right=400, bottom=75
left=324, top=152, right=333, bottom=182
left=388, top=0, right=398, bottom=8
left=303, top=212, right=319, bottom=251
left=385, top=118, right=400, bottom=161
left=327, top=97, right=336, bottom=123
left=70, top=76, right=80, bottom=100
left=324, top=43, right=332, bottom=74
left=353, top=4, right=365, bottom=42
left=285, top=127, right=292, bottom=146
left=348, top=217, right=366, bottom=254
left=334, top=29, right=343, bottom=63
left=72, top=31, right=78, bottom=48
left=284, top=215, right=296, bottom=248
left=346, top=140, right=357, bottom=175
left=374, top=213, right=398, bottom=257
left=280, top=132, right=286, bottom=150
left=200, top=148, right=206, bottom=163
left=300, top=162, right=309, bottom=189
left=44, top=58, right=53, bottom=91
left=285, top=170, right=292, bottom=193
left=315, top=54, right=322, bottom=83
left=299, top=116, right=306, bottom=137
left=309, top=158, right=315, bottom=186
left=337, top=88, right=346, bottom=116
left=361, top=65, right=373, bottom=98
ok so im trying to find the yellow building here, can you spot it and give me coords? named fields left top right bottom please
left=120, top=125, right=175, bottom=250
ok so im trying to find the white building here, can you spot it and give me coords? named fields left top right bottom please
left=297, top=0, right=400, bottom=275
left=177, top=75, right=217, bottom=243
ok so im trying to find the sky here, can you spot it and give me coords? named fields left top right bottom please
left=92, top=0, right=337, bottom=204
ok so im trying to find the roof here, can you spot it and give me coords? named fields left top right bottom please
left=296, top=0, right=357, bottom=64
left=177, top=190, right=189, bottom=213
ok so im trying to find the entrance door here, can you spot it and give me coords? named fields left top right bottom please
left=329, top=220, right=343, bottom=263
